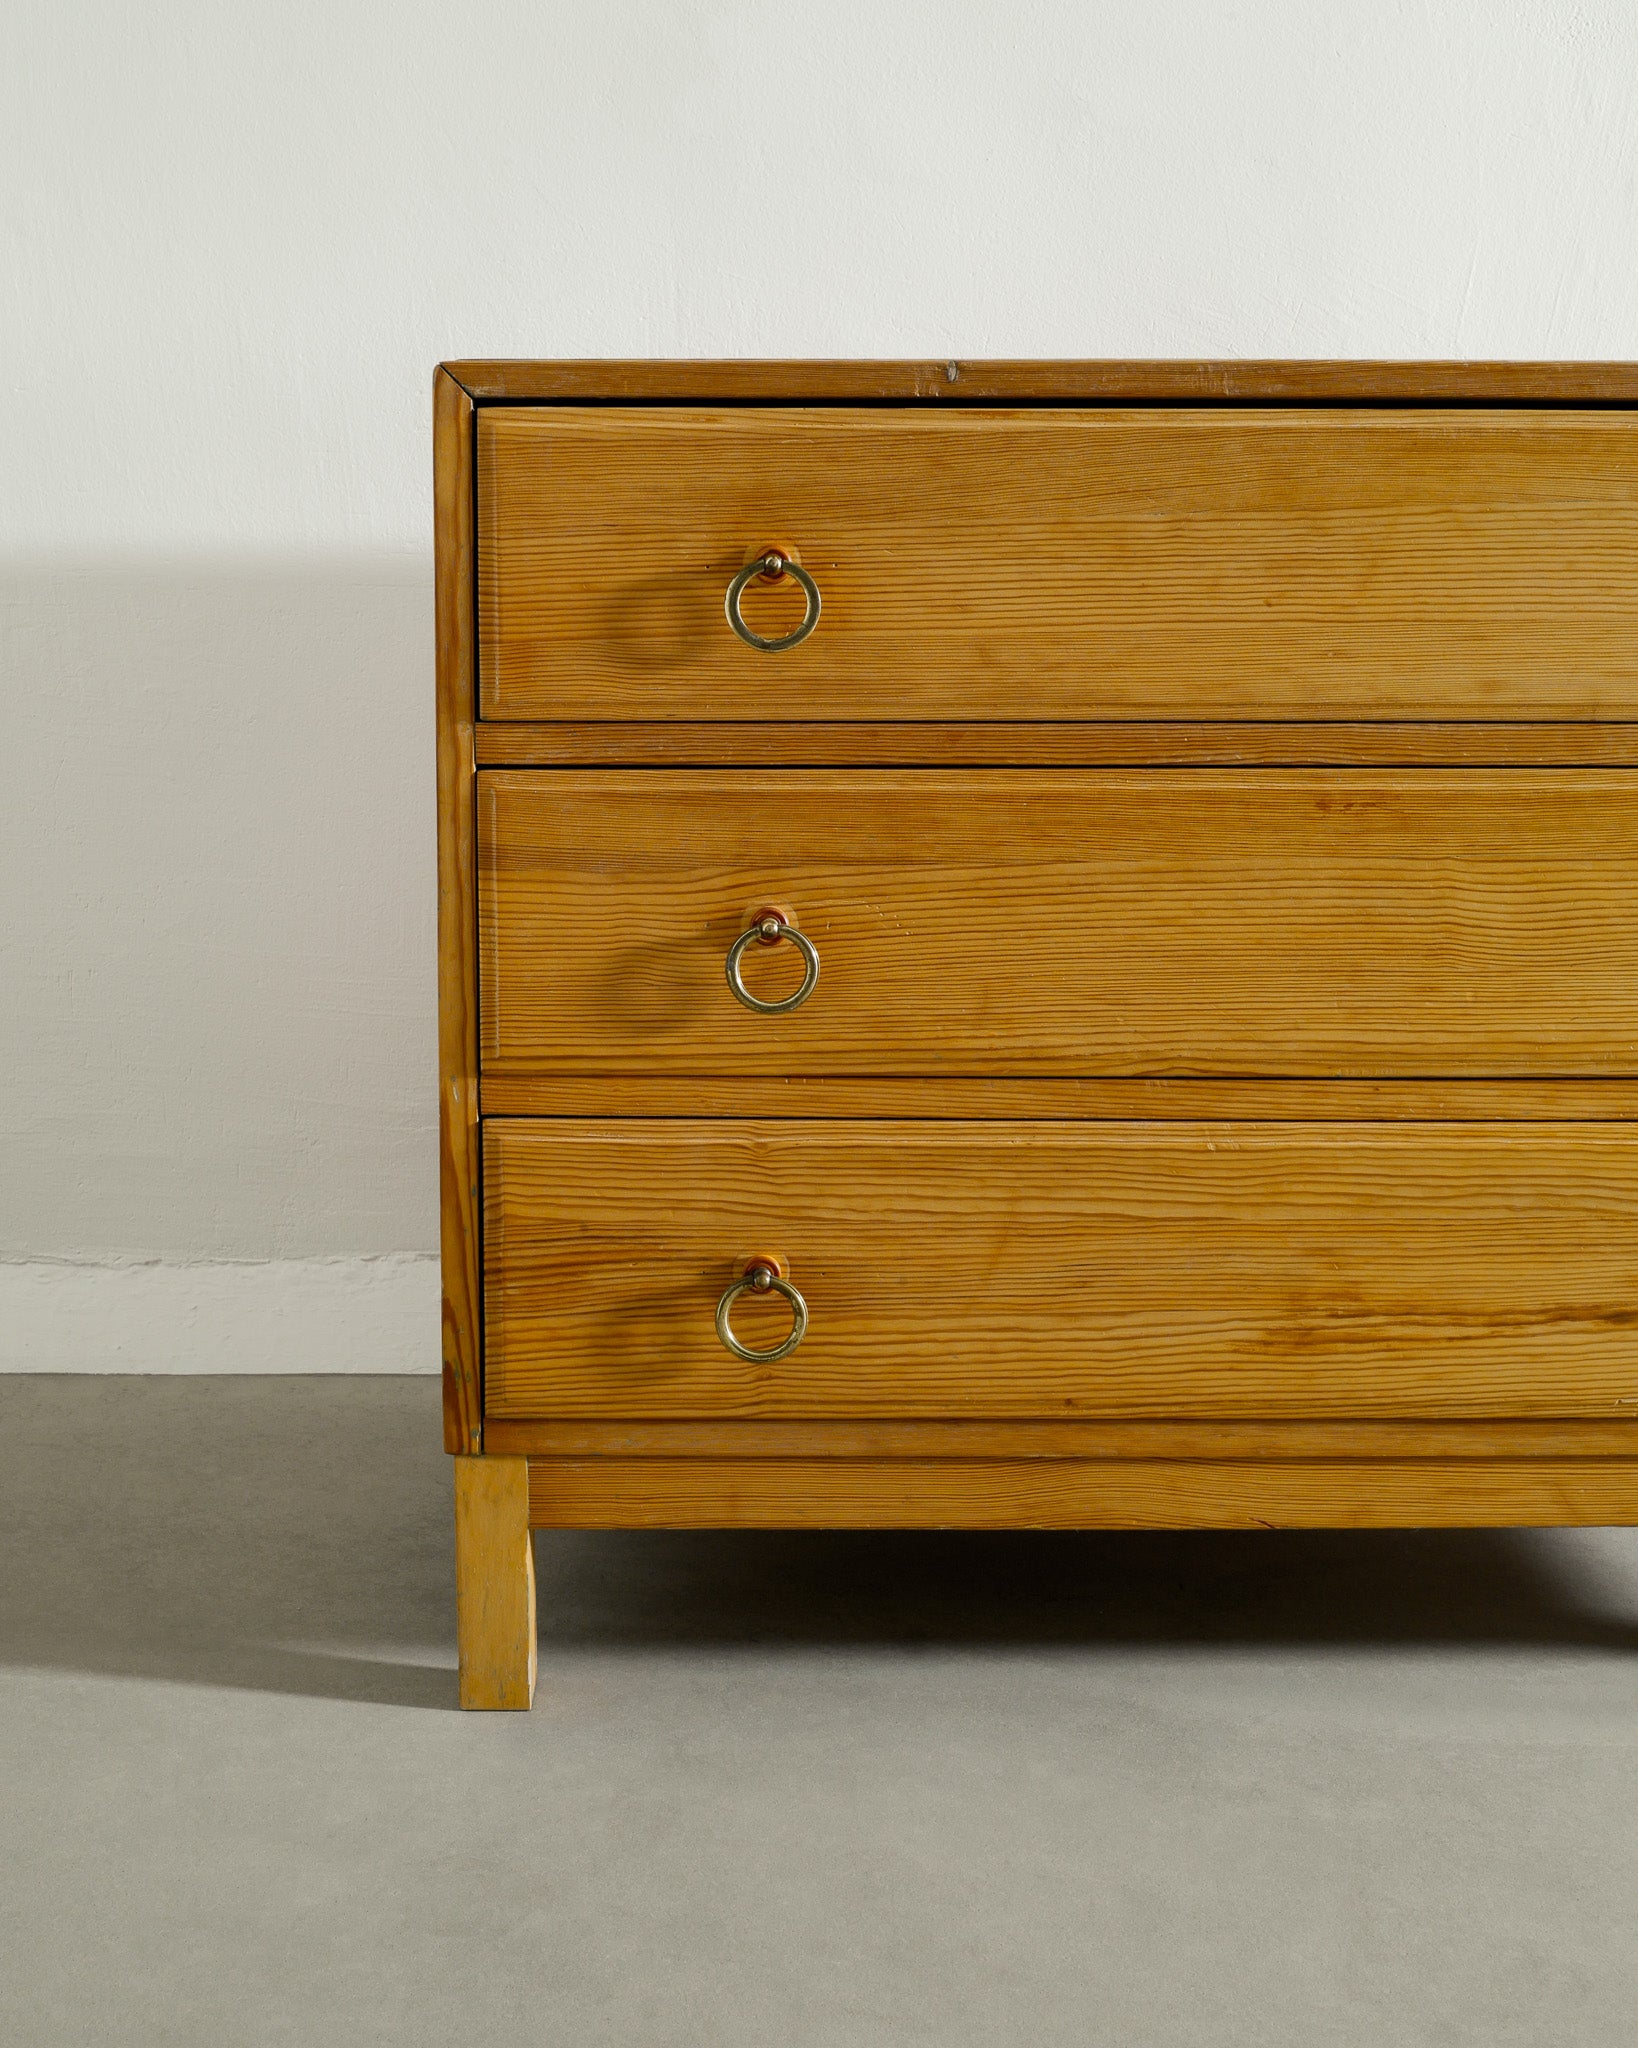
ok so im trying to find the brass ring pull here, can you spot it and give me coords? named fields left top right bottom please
left=725, top=913, right=820, bottom=1014
left=716, top=1263, right=809, bottom=1364
left=725, top=551, right=821, bottom=652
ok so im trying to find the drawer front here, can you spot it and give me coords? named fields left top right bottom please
left=479, top=769, right=1638, bottom=1078
left=477, top=406, right=1638, bottom=722
left=482, top=1119, right=1638, bottom=1420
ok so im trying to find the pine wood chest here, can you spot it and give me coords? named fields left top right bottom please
left=437, top=359, right=1638, bottom=1708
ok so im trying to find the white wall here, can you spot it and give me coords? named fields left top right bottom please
left=4, top=1, right=1636, bottom=1366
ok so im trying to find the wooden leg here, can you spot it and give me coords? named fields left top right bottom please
left=455, top=1454, right=537, bottom=1709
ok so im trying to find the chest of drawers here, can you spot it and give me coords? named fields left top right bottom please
left=437, top=359, right=1638, bottom=1709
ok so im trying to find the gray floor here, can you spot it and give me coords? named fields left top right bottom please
left=3, top=1380, right=1637, bottom=2046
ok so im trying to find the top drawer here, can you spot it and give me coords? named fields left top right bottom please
left=476, top=407, right=1638, bottom=723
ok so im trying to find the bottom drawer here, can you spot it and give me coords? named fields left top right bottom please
left=481, top=1119, right=1638, bottom=1421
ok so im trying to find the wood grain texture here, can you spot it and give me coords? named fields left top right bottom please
left=525, top=1455, right=1638, bottom=1529
left=479, top=1077, right=1638, bottom=1121
left=454, top=1454, right=536, bottom=1708
left=483, top=1118, right=1638, bottom=1422
left=487, top=1418, right=1638, bottom=1459
left=479, top=769, right=1638, bottom=1079
left=445, top=359, right=1638, bottom=405
left=477, top=407, right=1638, bottom=721
left=474, top=721, right=1638, bottom=769
left=435, top=368, right=483, bottom=1453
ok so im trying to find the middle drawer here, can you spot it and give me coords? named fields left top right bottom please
left=479, top=769, right=1638, bottom=1078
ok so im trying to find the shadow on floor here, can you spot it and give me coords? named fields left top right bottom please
left=3, top=1377, right=1635, bottom=1712
left=0, top=1377, right=458, bottom=1709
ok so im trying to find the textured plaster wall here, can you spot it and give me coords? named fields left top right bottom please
left=3, top=1, right=1636, bottom=1363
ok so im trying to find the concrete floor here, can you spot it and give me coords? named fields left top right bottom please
left=2, top=1380, right=1637, bottom=2045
